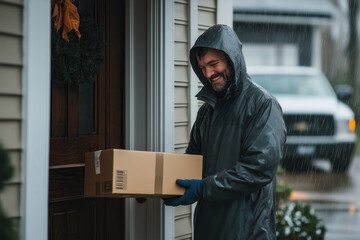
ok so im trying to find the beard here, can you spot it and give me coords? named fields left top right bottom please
left=209, top=71, right=232, bottom=92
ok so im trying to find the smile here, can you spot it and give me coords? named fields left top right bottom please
left=210, top=74, right=223, bottom=84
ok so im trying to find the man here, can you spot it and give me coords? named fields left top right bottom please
left=164, top=24, right=286, bottom=240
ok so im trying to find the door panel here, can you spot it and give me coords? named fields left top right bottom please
left=49, top=199, right=97, bottom=240
left=50, top=75, right=105, bottom=166
left=51, top=82, right=67, bottom=137
left=97, top=0, right=126, bottom=149
left=50, top=136, right=101, bottom=165
left=49, top=0, right=125, bottom=239
left=49, top=167, right=84, bottom=202
left=67, top=85, right=79, bottom=137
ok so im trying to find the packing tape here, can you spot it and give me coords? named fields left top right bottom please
left=154, top=153, right=164, bottom=195
left=94, top=150, right=102, bottom=174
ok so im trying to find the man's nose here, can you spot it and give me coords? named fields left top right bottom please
left=203, top=67, right=213, bottom=79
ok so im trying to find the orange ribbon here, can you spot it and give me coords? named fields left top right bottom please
left=51, top=0, right=81, bottom=42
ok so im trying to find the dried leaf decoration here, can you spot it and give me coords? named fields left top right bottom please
left=51, top=0, right=81, bottom=42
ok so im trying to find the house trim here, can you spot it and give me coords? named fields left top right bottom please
left=189, top=0, right=198, bottom=127
left=217, top=0, right=233, bottom=27
left=20, top=0, right=50, bottom=239
left=162, top=0, right=175, bottom=238
left=125, top=0, right=139, bottom=239
left=125, top=0, right=174, bottom=239
left=312, top=26, right=322, bottom=68
left=233, top=14, right=331, bottom=26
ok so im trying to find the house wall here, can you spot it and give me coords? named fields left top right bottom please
left=0, top=0, right=23, bottom=235
left=233, top=22, right=313, bottom=66
left=173, top=0, right=216, bottom=239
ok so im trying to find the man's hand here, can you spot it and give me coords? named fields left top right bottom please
left=163, top=179, right=204, bottom=206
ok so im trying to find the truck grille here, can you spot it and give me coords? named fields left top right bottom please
left=283, top=114, right=335, bottom=136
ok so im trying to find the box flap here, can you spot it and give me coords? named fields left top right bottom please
left=162, top=153, right=203, bottom=195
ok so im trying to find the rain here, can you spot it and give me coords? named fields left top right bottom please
left=234, top=0, right=360, bottom=239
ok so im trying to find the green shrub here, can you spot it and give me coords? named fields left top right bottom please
left=277, top=165, right=285, bottom=175
left=0, top=204, right=16, bottom=240
left=0, top=144, right=16, bottom=240
left=276, top=201, right=326, bottom=240
left=276, top=179, right=292, bottom=205
left=0, top=144, right=13, bottom=191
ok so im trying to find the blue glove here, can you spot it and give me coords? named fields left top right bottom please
left=163, top=179, right=204, bottom=206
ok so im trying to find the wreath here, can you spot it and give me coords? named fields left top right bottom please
left=51, top=0, right=105, bottom=85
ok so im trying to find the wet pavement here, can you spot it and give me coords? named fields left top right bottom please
left=278, top=153, right=360, bottom=240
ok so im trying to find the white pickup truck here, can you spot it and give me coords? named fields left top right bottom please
left=248, top=66, right=357, bottom=172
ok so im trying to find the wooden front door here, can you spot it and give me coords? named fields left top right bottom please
left=48, top=0, right=126, bottom=239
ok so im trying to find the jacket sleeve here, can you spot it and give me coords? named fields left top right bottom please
left=204, top=98, right=286, bottom=201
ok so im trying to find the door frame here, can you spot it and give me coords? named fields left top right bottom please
left=125, top=0, right=175, bottom=239
left=20, top=0, right=175, bottom=239
left=20, top=0, right=51, bottom=239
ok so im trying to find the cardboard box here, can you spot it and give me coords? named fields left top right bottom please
left=84, top=149, right=203, bottom=198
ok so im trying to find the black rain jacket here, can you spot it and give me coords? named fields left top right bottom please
left=187, top=24, right=287, bottom=240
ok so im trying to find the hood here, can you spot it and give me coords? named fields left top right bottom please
left=189, top=25, right=250, bottom=104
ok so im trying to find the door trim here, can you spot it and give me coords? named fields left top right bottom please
left=125, top=0, right=174, bottom=239
left=20, top=0, right=51, bottom=239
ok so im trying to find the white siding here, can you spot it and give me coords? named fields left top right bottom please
left=0, top=35, right=23, bottom=64
left=197, top=1, right=216, bottom=109
left=1, top=0, right=22, bottom=5
left=198, top=7, right=216, bottom=28
left=0, top=0, right=23, bottom=235
left=173, top=0, right=217, bottom=239
left=174, top=0, right=190, bottom=155
left=0, top=66, right=22, bottom=94
left=0, top=3, right=22, bottom=34
left=0, top=96, right=22, bottom=119
left=174, top=205, right=192, bottom=239
left=174, top=0, right=192, bottom=238
left=0, top=184, right=20, bottom=217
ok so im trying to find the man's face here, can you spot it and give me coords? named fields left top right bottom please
left=196, top=48, right=232, bottom=92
